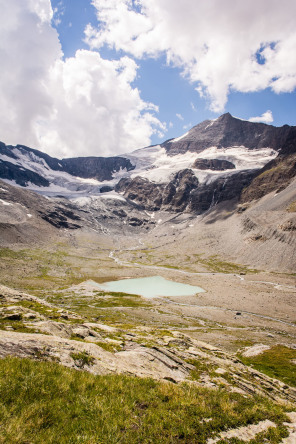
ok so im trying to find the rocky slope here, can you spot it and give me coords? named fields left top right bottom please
left=1, top=283, right=295, bottom=403
left=0, top=179, right=154, bottom=245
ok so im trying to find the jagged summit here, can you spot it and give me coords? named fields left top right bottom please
left=162, top=112, right=293, bottom=155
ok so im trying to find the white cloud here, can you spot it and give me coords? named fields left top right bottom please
left=0, top=0, right=165, bottom=157
left=86, top=0, right=296, bottom=112
left=249, top=110, right=274, bottom=124
left=176, top=113, right=184, bottom=121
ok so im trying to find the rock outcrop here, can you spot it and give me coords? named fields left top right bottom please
left=116, top=169, right=199, bottom=212
left=116, top=169, right=256, bottom=213
left=1, top=283, right=296, bottom=402
left=61, top=156, right=135, bottom=181
left=192, top=158, right=235, bottom=170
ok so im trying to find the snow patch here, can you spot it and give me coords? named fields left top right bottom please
left=0, top=199, right=12, bottom=206
left=172, top=131, right=190, bottom=143
left=204, top=118, right=218, bottom=130
left=195, top=146, right=277, bottom=170
left=112, top=166, right=128, bottom=179
left=98, top=192, right=126, bottom=201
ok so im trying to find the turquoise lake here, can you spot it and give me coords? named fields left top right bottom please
left=89, top=276, right=205, bottom=298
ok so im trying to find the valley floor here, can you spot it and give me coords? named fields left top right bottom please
left=0, top=227, right=295, bottom=443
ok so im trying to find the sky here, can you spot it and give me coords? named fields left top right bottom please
left=0, top=0, right=296, bottom=159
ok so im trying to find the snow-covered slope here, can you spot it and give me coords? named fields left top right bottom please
left=124, top=145, right=277, bottom=185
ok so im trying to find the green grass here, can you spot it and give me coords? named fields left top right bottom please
left=188, top=358, right=219, bottom=380
left=0, top=320, right=39, bottom=334
left=0, top=357, right=290, bottom=444
left=95, top=341, right=122, bottom=353
left=13, top=300, right=64, bottom=319
left=70, top=351, right=95, bottom=368
left=239, top=345, right=296, bottom=387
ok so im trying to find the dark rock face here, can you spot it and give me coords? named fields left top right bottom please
left=165, top=169, right=199, bottom=211
left=115, top=176, right=163, bottom=211
left=162, top=113, right=292, bottom=156
left=38, top=204, right=83, bottom=229
left=100, top=186, right=113, bottom=193
left=189, top=170, right=256, bottom=213
left=116, top=169, right=256, bottom=214
left=192, top=158, right=235, bottom=170
left=116, top=169, right=199, bottom=212
left=240, top=128, right=296, bottom=203
left=61, top=156, right=135, bottom=181
left=0, top=160, right=50, bottom=187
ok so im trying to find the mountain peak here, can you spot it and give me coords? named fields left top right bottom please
left=162, top=113, right=292, bottom=155
left=218, top=112, right=233, bottom=120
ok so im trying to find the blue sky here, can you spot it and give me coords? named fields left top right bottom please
left=52, top=0, right=296, bottom=142
left=0, top=0, right=295, bottom=157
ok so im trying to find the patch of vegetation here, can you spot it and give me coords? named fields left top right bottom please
left=0, top=248, right=27, bottom=259
left=0, top=357, right=290, bottom=444
left=95, top=341, right=122, bottom=353
left=287, top=200, right=296, bottom=212
left=69, top=334, right=86, bottom=342
left=70, top=351, right=95, bottom=368
left=134, top=337, right=160, bottom=348
left=14, top=300, right=62, bottom=319
left=188, top=358, right=219, bottom=380
left=93, top=292, right=150, bottom=309
left=239, top=345, right=296, bottom=387
left=193, top=254, right=258, bottom=274
left=234, top=339, right=255, bottom=349
left=0, top=320, right=38, bottom=334
left=256, top=165, right=282, bottom=179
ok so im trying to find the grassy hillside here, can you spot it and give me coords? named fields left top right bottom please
left=0, top=357, right=291, bottom=444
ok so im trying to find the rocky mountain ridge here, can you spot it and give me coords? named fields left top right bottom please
left=161, top=112, right=292, bottom=155
left=0, top=113, right=295, bottom=215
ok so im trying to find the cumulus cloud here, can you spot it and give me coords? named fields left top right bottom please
left=249, top=110, right=274, bottom=124
left=86, top=0, right=296, bottom=112
left=0, top=0, right=165, bottom=157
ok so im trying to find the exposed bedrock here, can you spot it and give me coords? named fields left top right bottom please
left=61, top=156, right=135, bottom=181
left=116, top=169, right=199, bottom=212
left=192, top=158, right=235, bottom=170
left=116, top=169, right=256, bottom=213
